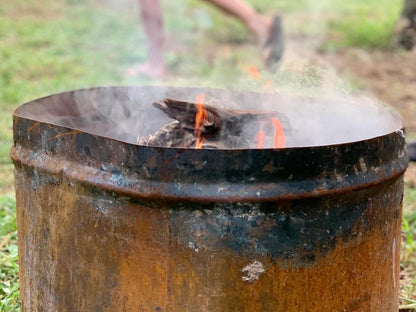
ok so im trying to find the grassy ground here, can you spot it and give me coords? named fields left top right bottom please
left=1, top=0, right=415, bottom=310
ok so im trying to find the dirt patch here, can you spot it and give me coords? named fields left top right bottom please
left=5, top=4, right=64, bottom=21
left=322, top=48, right=416, bottom=136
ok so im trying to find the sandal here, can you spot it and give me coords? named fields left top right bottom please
left=263, top=15, right=285, bottom=72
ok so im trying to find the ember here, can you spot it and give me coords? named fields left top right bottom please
left=247, top=66, right=261, bottom=80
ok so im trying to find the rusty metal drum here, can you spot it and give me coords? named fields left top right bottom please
left=11, top=87, right=408, bottom=311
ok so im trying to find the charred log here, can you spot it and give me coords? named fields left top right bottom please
left=152, top=99, right=222, bottom=138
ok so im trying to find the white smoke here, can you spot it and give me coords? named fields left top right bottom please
left=18, top=85, right=402, bottom=148
left=17, top=1, right=403, bottom=149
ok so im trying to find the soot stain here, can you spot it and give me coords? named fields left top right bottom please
left=29, top=169, right=62, bottom=191
left=75, top=133, right=95, bottom=157
left=168, top=195, right=377, bottom=267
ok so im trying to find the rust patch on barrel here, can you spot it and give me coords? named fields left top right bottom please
left=164, top=203, right=401, bottom=311
left=13, top=159, right=403, bottom=312
left=115, top=204, right=170, bottom=311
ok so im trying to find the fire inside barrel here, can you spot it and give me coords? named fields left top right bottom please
left=11, top=86, right=408, bottom=312
left=138, top=96, right=288, bottom=149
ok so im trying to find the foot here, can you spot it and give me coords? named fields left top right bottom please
left=126, top=62, right=168, bottom=78
left=262, top=15, right=285, bottom=72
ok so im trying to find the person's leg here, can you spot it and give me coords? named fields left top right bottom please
left=203, top=0, right=284, bottom=71
left=128, top=0, right=167, bottom=77
left=202, top=0, right=271, bottom=45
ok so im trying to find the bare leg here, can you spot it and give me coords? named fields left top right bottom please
left=202, top=0, right=272, bottom=46
left=203, top=0, right=284, bottom=71
left=128, top=0, right=168, bottom=78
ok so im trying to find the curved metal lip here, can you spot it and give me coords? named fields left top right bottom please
left=136, top=130, right=404, bottom=152
left=13, top=106, right=406, bottom=157
left=14, top=119, right=404, bottom=152
left=14, top=85, right=405, bottom=151
left=16, top=112, right=405, bottom=151
left=12, top=86, right=409, bottom=202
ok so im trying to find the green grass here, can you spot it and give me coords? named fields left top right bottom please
left=403, top=187, right=416, bottom=259
left=323, top=0, right=403, bottom=50
left=0, top=195, right=19, bottom=311
left=402, top=184, right=416, bottom=307
left=0, top=0, right=415, bottom=310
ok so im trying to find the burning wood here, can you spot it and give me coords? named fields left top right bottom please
left=256, top=131, right=266, bottom=148
left=272, top=118, right=286, bottom=148
left=194, top=94, right=208, bottom=149
left=137, top=97, right=288, bottom=149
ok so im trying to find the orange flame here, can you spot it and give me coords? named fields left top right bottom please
left=256, top=131, right=265, bottom=148
left=243, top=65, right=274, bottom=91
left=195, top=94, right=207, bottom=149
left=247, top=66, right=261, bottom=80
left=272, top=118, right=286, bottom=148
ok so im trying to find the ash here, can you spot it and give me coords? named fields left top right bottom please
left=137, top=121, right=196, bottom=148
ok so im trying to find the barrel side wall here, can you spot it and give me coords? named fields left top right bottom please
left=14, top=163, right=403, bottom=312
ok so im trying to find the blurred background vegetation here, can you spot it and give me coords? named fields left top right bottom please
left=1, top=0, right=415, bottom=310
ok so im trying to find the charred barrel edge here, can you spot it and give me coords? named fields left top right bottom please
left=11, top=112, right=408, bottom=203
